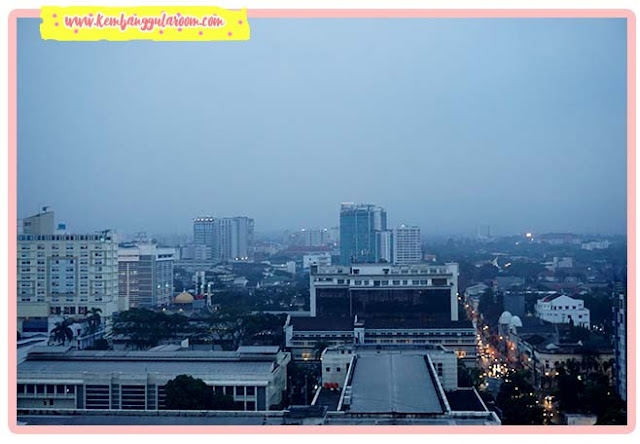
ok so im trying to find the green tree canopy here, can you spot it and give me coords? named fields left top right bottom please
left=164, top=375, right=214, bottom=410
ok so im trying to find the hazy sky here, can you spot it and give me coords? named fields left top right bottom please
left=18, top=18, right=627, bottom=236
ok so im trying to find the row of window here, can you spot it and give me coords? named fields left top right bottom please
left=317, top=278, right=450, bottom=286
left=17, top=384, right=75, bottom=396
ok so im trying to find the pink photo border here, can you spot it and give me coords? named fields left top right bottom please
left=6, top=8, right=637, bottom=435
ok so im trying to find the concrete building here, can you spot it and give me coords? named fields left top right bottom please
left=17, top=231, right=119, bottom=333
left=309, top=263, right=459, bottom=321
left=374, top=230, right=393, bottom=263
left=613, top=290, right=627, bottom=401
left=393, top=225, right=422, bottom=264
left=17, top=346, right=290, bottom=412
left=284, top=263, right=475, bottom=365
left=118, top=242, right=176, bottom=309
left=213, top=217, right=254, bottom=262
left=535, top=294, right=590, bottom=328
left=22, top=208, right=55, bottom=236
left=284, top=316, right=476, bottom=367
left=193, top=217, right=215, bottom=260
left=339, top=203, right=387, bottom=265
left=312, top=345, right=499, bottom=425
left=302, top=252, right=332, bottom=270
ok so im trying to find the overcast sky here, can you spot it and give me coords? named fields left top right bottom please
left=17, top=18, right=627, bottom=236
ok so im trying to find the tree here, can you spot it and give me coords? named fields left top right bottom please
left=164, top=375, right=214, bottom=410
left=112, top=309, right=189, bottom=350
left=88, top=307, right=102, bottom=333
left=496, top=369, right=544, bottom=425
left=50, top=319, right=74, bottom=345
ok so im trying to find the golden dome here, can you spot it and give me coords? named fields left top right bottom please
left=174, top=292, right=194, bottom=304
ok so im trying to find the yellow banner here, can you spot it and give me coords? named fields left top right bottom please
left=40, top=6, right=250, bottom=41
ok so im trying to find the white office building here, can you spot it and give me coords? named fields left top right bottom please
left=393, top=225, right=422, bottom=264
left=535, top=294, right=590, bottom=328
left=303, top=252, right=332, bottom=270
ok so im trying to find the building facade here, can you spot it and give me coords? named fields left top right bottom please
left=17, top=232, right=119, bottom=333
left=302, top=252, right=332, bottom=270
left=118, top=243, right=175, bottom=310
left=393, top=225, right=422, bottom=264
left=339, top=203, right=387, bottom=265
left=193, top=217, right=215, bottom=247
left=17, top=346, right=290, bottom=412
left=22, top=209, right=55, bottom=236
left=374, top=230, right=393, bottom=263
left=613, top=290, right=627, bottom=401
left=213, top=217, right=254, bottom=262
left=309, top=263, right=459, bottom=321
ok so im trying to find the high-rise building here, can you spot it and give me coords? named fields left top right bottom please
left=393, top=225, right=422, bottom=264
left=118, top=242, right=175, bottom=310
left=613, top=288, right=627, bottom=401
left=375, top=230, right=393, bottom=263
left=193, top=216, right=215, bottom=260
left=339, top=203, right=387, bottom=265
left=17, top=222, right=119, bottom=333
left=213, top=217, right=254, bottom=262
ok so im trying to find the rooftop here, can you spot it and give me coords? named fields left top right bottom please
left=289, top=316, right=473, bottom=332
left=18, top=347, right=288, bottom=380
left=346, top=354, right=444, bottom=414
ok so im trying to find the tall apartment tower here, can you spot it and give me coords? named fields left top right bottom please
left=375, top=230, right=393, bottom=263
left=17, top=216, right=119, bottom=333
left=339, top=203, right=387, bottom=265
left=393, top=225, right=422, bottom=264
left=193, top=217, right=215, bottom=260
left=213, top=217, right=254, bottom=262
left=118, top=242, right=175, bottom=310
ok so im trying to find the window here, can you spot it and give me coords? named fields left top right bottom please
left=246, top=386, right=255, bottom=396
left=236, top=386, right=245, bottom=396
left=336, top=367, right=341, bottom=372
left=326, top=367, right=331, bottom=372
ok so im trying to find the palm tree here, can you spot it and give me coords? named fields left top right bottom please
left=50, top=319, right=74, bottom=345
left=88, top=308, right=102, bottom=333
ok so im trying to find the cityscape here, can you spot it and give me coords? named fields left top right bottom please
left=15, top=204, right=627, bottom=425
left=13, top=15, right=628, bottom=429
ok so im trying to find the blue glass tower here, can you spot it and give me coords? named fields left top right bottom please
left=339, top=203, right=387, bottom=265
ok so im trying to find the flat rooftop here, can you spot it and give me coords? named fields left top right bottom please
left=18, top=347, right=287, bottom=380
left=347, top=354, right=444, bottom=414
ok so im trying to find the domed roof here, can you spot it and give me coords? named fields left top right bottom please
left=174, top=292, right=194, bottom=304
left=509, top=315, right=523, bottom=328
left=498, top=311, right=513, bottom=324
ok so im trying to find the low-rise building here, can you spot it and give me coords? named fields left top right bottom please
left=312, top=344, right=499, bottom=425
left=535, top=294, right=590, bottom=328
left=284, top=316, right=477, bottom=367
left=17, top=345, right=290, bottom=412
left=302, top=252, right=331, bottom=270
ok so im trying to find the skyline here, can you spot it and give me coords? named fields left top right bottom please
left=18, top=18, right=628, bottom=236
